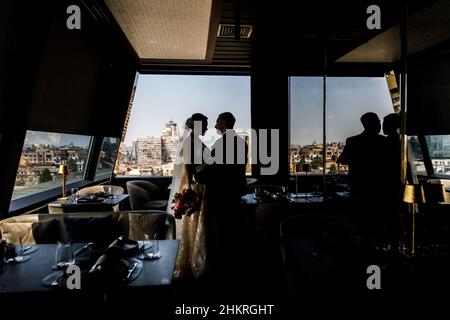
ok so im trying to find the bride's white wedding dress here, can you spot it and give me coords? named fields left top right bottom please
left=168, top=133, right=210, bottom=278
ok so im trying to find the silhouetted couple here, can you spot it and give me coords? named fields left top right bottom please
left=338, top=112, right=401, bottom=247
left=169, top=112, right=248, bottom=297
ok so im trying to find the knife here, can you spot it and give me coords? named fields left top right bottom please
left=22, top=246, right=32, bottom=253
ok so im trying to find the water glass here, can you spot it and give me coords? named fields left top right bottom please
left=2, top=240, right=28, bottom=263
left=107, top=186, right=115, bottom=199
left=142, top=233, right=150, bottom=250
left=3, top=242, right=17, bottom=263
left=55, top=242, right=75, bottom=268
left=152, top=234, right=161, bottom=259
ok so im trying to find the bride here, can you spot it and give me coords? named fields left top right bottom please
left=168, top=113, right=211, bottom=278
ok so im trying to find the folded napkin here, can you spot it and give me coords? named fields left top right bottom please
left=88, top=236, right=140, bottom=284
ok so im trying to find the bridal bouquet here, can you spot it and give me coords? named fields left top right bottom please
left=171, top=187, right=201, bottom=219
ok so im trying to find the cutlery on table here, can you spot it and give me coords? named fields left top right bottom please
left=126, top=262, right=138, bottom=280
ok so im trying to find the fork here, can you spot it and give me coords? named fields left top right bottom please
left=126, top=262, right=138, bottom=280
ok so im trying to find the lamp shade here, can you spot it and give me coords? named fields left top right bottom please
left=403, top=184, right=425, bottom=204
left=423, top=183, right=446, bottom=203
left=58, top=164, right=68, bottom=175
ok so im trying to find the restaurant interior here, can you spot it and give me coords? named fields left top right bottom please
left=1, top=0, right=449, bottom=314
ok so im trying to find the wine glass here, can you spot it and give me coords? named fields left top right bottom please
left=55, top=242, right=75, bottom=268
left=70, top=188, right=79, bottom=203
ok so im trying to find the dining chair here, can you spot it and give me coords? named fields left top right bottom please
left=126, top=181, right=168, bottom=211
left=280, top=214, right=362, bottom=295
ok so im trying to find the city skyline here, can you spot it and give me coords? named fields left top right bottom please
left=124, top=75, right=251, bottom=148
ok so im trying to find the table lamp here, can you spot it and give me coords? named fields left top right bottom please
left=58, top=164, right=69, bottom=198
left=292, top=162, right=298, bottom=194
left=403, top=184, right=425, bottom=256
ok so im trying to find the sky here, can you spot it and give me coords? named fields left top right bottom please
left=24, top=75, right=397, bottom=149
left=124, top=75, right=251, bottom=147
left=24, top=131, right=91, bottom=148
left=290, top=77, right=395, bottom=145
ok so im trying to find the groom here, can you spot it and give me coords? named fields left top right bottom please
left=204, top=112, right=248, bottom=296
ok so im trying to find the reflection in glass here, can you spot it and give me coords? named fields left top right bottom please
left=425, top=135, right=450, bottom=176
left=95, top=137, right=120, bottom=181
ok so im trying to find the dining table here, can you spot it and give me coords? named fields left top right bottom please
left=0, top=240, right=180, bottom=309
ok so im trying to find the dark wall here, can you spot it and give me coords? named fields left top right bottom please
left=0, top=1, right=48, bottom=215
left=408, top=50, right=450, bottom=135
left=250, top=1, right=290, bottom=185
left=27, top=1, right=137, bottom=137
left=0, top=0, right=138, bottom=214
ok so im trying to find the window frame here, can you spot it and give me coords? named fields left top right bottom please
left=115, top=72, right=253, bottom=178
left=288, top=75, right=396, bottom=194
left=8, top=131, right=113, bottom=215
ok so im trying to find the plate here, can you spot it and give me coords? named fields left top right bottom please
left=44, top=258, right=143, bottom=289
left=76, top=196, right=104, bottom=203
left=93, top=237, right=140, bottom=258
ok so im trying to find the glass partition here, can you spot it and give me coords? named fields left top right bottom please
left=95, top=137, right=120, bottom=181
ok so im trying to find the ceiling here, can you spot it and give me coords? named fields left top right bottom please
left=105, top=0, right=212, bottom=60
left=103, top=0, right=447, bottom=71
left=337, top=0, right=450, bottom=63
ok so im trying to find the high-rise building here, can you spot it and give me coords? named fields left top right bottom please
left=135, top=137, right=162, bottom=164
left=161, top=121, right=180, bottom=164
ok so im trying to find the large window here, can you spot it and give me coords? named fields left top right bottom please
left=290, top=77, right=323, bottom=175
left=326, top=77, right=394, bottom=174
left=290, top=76, right=396, bottom=192
left=426, top=135, right=450, bottom=176
left=12, top=130, right=92, bottom=200
left=116, top=75, right=251, bottom=177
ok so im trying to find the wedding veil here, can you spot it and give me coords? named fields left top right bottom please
left=167, top=118, right=191, bottom=213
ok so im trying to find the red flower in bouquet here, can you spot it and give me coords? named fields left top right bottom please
left=171, top=187, right=201, bottom=219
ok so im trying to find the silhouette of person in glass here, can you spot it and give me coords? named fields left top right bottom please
left=337, top=112, right=386, bottom=240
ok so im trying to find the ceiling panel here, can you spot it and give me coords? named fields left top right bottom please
left=106, top=0, right=212, bottom=60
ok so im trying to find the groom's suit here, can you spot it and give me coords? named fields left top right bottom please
left=197, top=130, right=248, bottom=288
left=208, top=130, right=248, bottom=206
